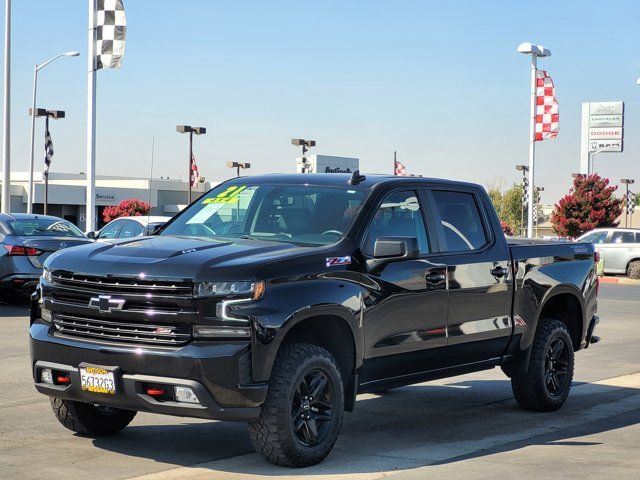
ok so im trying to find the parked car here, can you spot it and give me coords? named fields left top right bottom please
left=576, top=228, right=640, bottom=278
left=31, top=173, right=599, bottom=467
left=0, top=214, right=92, bottom=293
left=87, top=216, right=171, bottom=241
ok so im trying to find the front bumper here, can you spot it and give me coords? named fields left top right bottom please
left=30, top=320, right=267, bottom=421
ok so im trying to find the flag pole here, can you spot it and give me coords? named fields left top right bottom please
left=393, top=150, right=396, bottom=175
left=86, top=0, right=97, bottom=231
left=1, top=0, right=11, bottom=214
left=526, top=54, right=537, bottom=238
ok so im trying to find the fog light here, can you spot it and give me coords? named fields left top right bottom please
left=41, top=307, right=52, bottom=322
left=41, top=368, right=53, bottom=384
left=174, top=386, right=199, bottom=404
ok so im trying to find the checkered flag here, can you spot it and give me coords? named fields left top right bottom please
left=534, top=70, right=559, bottom=141
left=190, top=153, right=199, bottom=187
left=627, top=193, right=636, bottom=215
left=44, top=117, right=53, bottom=175
left=96, top=0, right=126, bottom=69
left=394, top=159, right=407, bottom=176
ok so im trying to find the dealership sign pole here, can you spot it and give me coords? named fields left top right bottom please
left=580, top=101, right=624, bottom=175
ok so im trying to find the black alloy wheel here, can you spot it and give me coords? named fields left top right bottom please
left=291, top=369, right=335, bottom=447
left=545, top=337, right=570, bottom=396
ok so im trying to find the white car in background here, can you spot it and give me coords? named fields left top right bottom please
left=87, top=216, right=172, bottom=241
left=576, top=228, right=640, bottom=278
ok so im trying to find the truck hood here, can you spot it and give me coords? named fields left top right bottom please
left=44, top=235, right=315, bottom=281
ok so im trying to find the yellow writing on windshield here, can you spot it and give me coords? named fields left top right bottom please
left=202, top=185, right=247, bottom=204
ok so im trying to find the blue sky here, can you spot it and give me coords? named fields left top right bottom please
left=1, top=0, right=640, bottom=203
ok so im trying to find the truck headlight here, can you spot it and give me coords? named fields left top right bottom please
left=194, top=280, right=264, bottom=300
left=42, top=268, right=52, bottom=283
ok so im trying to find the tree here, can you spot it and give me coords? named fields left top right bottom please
left=550, top=174, right=623, bottom=239
left=487, top=183, right=524, bottom=235
left=103, top=199, right=151, bottom=223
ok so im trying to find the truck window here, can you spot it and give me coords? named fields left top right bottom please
left=363, top=190, right=429, bottom=255
left=432, top=190, right=488, bottom=252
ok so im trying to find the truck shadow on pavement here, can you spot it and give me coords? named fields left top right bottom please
left=91, top=378, right=640, bottom=476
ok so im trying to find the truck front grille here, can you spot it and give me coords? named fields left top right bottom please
left=51, top=272, right=193, bottom=296
left=52, top=313, right=191, bottom=347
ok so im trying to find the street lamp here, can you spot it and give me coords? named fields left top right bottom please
left=291, top=138, right=316, bottom=173
left=176, top=125, right=206, bottom=203
left=226, top=161, right=250, bottom=178
left=517, top=42, right=551, bottom=238
left=621, top=179, right=635, bottom=228
left=29, top=108, right=64, bottom=214
left=515, top=164, right=529, bottom=236
left=26, top=50, right=79, bottom=214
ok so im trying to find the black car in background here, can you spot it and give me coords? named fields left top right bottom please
left=0, top=214, right=92, bottom=293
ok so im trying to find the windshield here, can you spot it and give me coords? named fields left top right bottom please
left=9, top=218, right=85, bottom=238
left=161, top=183, right=367, bottom=245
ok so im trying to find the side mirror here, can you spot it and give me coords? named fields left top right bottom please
left=368, top=236, right=419, bottom=270
left=86, top=231, right=96, bottom=240
left=148, top=224, right=163, bottom=235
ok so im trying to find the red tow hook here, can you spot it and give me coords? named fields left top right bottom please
left=146, top=388, right=166, bottom=396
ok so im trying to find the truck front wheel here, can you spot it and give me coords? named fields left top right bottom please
left=511, top=319, right=575, bottom=412
left=50, top=397, right=136, bottom=435
left=248, top=343, right=345, bottom=467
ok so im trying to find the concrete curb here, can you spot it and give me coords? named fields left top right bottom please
left=600, top=276, right=640, bottom=285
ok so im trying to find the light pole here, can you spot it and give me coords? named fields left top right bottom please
left=27, top=50, right=79, bottom=214
left=176, top=125, right=206, bottom=203
left=226, top=161, right=250, bottom=178
left=292, top=138, right=316, bottom=173
left=517, top=42, right=551, bottom=238
left=515, top=164, right=529, bottom=236
left=621, top=179, right=635, bottom=228
left=535, top=186, right=544, bottom=238
left=1, top=0, right=11, bottom=214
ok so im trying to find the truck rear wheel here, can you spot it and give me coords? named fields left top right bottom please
left=50, top=397, right=136, bottom=435
left=511, top=319, right=574, bottom=412
left=248, top=343, right=344, bottom=467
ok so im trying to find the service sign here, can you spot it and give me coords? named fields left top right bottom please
left=589, top=139, right=623, bottom=152
left=589, top=114, right=623, bottom=127
left=589, top=101, right=624, bottom=116
left=589, top=127, right=623, bottom=140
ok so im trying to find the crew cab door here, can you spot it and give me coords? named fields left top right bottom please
left=426, top=187, right=513, bottom=364
left=358, top=189, right=449, bottom=384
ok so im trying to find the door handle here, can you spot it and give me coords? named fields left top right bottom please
left=425, top=272, right=446, bottom=284
left=491, top=266, right=509, bottom=278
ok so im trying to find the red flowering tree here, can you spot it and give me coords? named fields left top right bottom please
left=551, top=174, right=623, bottom=239
left=500, top=220, right=514, bottom=236
left=103, top=199, right=151, bottom=223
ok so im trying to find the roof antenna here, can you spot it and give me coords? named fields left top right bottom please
left=348, top=170, right=366, bottom=185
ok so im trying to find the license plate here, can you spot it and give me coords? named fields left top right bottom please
left=79, top=366, right=117, bottom=395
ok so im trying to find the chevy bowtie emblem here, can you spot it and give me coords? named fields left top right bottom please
left=89, top=295, right=126, bottom=313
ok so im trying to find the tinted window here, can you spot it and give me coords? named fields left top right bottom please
left=432, top=190, right=488, bottom=251
left=8, top=218, right=85, bottom=238
left=364, top=191, right=429, bottom=255
left=611, top=231, right=637, bottom=244
left=162, top=183, right=367, bottom=246
left=120, top=220, right=144, bottom=238
left=581, top=231, right=607, bottom=244
left=99, top=220, right=124, bottom=239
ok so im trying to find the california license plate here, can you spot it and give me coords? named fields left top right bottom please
left=79, top=366, right=117, bottom=395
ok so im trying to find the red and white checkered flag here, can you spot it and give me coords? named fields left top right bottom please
left=190, top=152, right=199, bottom=187
left=394, top=159, right=407, bottom=176
left=534, top=70, right=559, bottom=141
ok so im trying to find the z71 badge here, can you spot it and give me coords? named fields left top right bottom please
left=326, top=256, right=351, bottom=267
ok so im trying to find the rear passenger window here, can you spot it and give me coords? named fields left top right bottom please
left=611, top=231, right=637, bottom=244
left=432, top=191, right=488, bottom=252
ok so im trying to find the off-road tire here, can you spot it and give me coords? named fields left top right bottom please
left=248, top=343, right=345, bottom=467
left=511, top=319, right=574, bottom=412
left=50, top=397, right=136, bottom=435
left=627, top=260, right=640, bottom=280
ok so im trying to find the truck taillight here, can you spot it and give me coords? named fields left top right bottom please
left=3, top=245, right=42, bottom=256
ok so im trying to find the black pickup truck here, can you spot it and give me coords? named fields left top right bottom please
left=30, top=173, right=599, bottom=467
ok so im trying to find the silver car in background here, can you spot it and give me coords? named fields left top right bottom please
left=576, top=228, right=640, bottom=278
left=0, top=214, right=93, bottom=294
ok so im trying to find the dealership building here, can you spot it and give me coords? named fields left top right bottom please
left=1, top=171, right=217, bottom=230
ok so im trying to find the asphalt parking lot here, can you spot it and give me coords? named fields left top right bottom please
left=1, top=284, right=639, bottom=480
